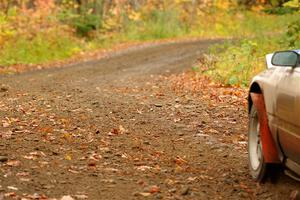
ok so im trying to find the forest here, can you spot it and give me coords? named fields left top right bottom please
left=0, top=0, right=299, bottom=86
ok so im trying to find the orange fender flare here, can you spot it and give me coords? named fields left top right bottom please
left=250, top=93, right=280, bottom=163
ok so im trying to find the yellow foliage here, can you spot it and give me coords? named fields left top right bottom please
left=102, top=17, right=121, bottom=31
left=214, top=0, right=236, bottom=10
left=128, top=11, right=141, bottom=21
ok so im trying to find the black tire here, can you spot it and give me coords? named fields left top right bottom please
left=248, top=105, right=269, bottom=182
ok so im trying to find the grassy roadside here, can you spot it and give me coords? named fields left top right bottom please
left=194, top=12, right=300, bottom=87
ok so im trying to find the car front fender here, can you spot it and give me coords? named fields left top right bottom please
left=250, top=93, right=280, bottom=163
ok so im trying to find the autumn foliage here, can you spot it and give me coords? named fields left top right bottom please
left=0, top=0, right=298, bottom=74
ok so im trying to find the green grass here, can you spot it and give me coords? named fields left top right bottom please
left=195, top=11, right=300, bottom=87
left=0, top=10, right=86, bottom=66
left=201, top=38, right=284, bottom=87
left=0, top=32, right=83, bottom=66
left=191, top=11, right=294, bottom=38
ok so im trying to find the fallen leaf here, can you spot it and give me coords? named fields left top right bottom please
left=88, top=161, right=97, bottom=167
left=108, top=128, right=119, bottom=136
left=65, top=154, right=72, bottom=161
left=138, top=192, right=151, bottom=197
left=24, top=155, right=36, bottom=160
left=149, top=185, right=160, bottom=194
left=4, top=192, right=16, bottom=198
left=61, top=195, right=74, bottom=200
left=187, top=177, right=198, bottom=182
left=16, top=172, right=29, bottom=177
left=119, top=125, right=128, bottom=134
left=68, top=169, right=80, bottom=174
left=6, top=160, right=21, bottom=167
left=2, top=122, right=10, bottom=128
left=104, top=168, right=119, bottom=173
left=7, top=186, right=18, bottom=191
left=135, top=166, right=152, bottom=171
left=73, top=194, right=88, bottom=199
left=1, top=131, right=12, bottom=139
left=19, top=178, right=31, bottom=182
left=174, top=156, right=188, bottom=165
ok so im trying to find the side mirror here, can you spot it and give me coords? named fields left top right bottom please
left=271, top=51, right=299, bottom=68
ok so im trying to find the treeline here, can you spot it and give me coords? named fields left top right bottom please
left=0, top=0, right=296, bottom=37
left=0, top=0, right=293, bottom=13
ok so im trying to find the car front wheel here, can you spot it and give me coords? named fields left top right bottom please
left=248, top=105, right=268, bottom=182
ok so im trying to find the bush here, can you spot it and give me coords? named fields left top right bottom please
left=199, top=37, right=285, bottom=87
left=59, top=9, right=103, bottom=37
left=263, top=6, right=296, bottom=15
left=286, top=20, right=300, bottom=47
left=72, top=14, right=102, bottom=37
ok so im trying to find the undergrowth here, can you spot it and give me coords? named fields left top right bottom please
left=196, top=12, right=300, bottom=87
left=199, top=38, right=284, bottom=87
left=0, top=32, right=82, bottom=66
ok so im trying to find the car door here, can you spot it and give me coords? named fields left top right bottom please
left=276, top=67, right=300, bottom=164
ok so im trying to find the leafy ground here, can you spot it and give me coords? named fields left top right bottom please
left=1, top=40, right=299, bottom=200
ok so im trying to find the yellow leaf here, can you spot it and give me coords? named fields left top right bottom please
left=65, top=154, right=72, bottom=161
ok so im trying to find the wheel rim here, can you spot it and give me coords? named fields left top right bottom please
left=249, top=112, right=263, bottom=171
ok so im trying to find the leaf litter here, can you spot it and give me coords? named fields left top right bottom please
left=0, top=42, right=299, bottom=200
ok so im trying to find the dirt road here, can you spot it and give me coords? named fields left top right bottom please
left=0, top=40, right=299, bottom=200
